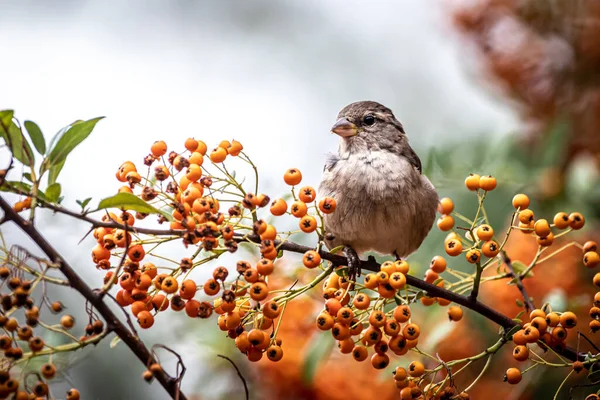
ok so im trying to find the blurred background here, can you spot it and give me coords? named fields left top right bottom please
left=1, top=0, right=599, bottom=399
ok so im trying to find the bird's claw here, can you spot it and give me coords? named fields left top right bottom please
left=344, top=246, right=361, bottom=279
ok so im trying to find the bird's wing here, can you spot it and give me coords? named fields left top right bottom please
left=323, top=152, right=339, bottom=172
left=403, top=146, right=422, bottom=174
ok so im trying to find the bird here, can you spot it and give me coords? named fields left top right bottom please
left=318, top=101, right=438, bottom=271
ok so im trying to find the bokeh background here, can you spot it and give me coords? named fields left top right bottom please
left=1, top=0, right=600, bottom=399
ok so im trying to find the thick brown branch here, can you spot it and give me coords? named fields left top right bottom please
left=0, top=195, right=187, bottom=400
left=242, top=235, right=585, bottom=363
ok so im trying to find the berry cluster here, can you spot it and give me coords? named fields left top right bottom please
left=4, top=125, right=599, bottom=399
left=0, top=254, right=87, bottom=399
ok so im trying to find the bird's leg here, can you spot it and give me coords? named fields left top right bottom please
left=394, top=251, right=402, bottom=261
left=344, top=246, right=361, bottom=280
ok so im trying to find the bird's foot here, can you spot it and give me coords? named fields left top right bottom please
left=344, top=246, right=361, bottom=279
left=394, top=251, right=402, bottom=261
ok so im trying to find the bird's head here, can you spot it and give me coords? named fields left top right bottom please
left=331, top=101, right=406, bottom=153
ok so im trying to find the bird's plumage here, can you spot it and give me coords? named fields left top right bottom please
left=319, top=101, right=438, bottom=258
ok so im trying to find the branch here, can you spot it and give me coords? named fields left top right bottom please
left=238, top=234, right=586, bottom=363
left=0, top=195, right=188, bottom=400
left=500, top=250, right=535, bottom=312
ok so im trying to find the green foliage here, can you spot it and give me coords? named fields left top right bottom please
left=24, top=120, right=46, bottom=155
left=96, top=192, right=172, bottom=220
left=43, top=117, right=104, bottom=176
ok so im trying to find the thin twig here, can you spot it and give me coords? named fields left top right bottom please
left=217, top=354, right=249, bottom=400
left=500, top=250, right=535, bottom=312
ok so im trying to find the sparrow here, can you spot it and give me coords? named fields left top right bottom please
left=319, top=101, right=438, bottom=269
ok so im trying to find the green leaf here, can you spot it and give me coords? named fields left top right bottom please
left=0, top=110, right=13, bottom=143
left=24, top=121, right=46, bottom=155
left=23, top=173, right=33, bottom=183
left=516, top=299, right=524, bottom=308
left=48, top=158, right=66, bottom=186
left=76, top=197, right=92, bottom=210
left=510, top=260, right=533, bottom=278
left=0, top=110, right=13, bottom=127
left=1, top=119, right=34, bottom=166
left=96, top=192, right=169, bottom=219
left=1, top=180, right=31, bottom=194
left=301, top=332, right=334, bottom=384
left=45, top=183, right=61, bottom=203
left=47, top=117, right=104, bottom=167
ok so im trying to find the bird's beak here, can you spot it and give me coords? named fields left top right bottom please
left=331, top=118, right=358, bottom=137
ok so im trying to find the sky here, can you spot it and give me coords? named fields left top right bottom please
left=0, top=1, right=518, bottom=398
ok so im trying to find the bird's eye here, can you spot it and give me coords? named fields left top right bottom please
left=363, top=115, right=375, bottom=126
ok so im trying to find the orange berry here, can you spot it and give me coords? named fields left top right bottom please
left=380, top=261, right=396, bottom=276
left=257, top=259, right=274, bottom=276
left=464, top=174, right=480, bottom=191
left=465, top=249, right=481, bottom=264
left=553, top=212, right=570, bottom=229
left=437, top=197, right=454, bottom=214
left=260, top=224, right=277, bottom=241
left=283, top=168, right=302, bottom=185
left=352, top=345, right=368, bottom=362
left=369, top=310, right=387, bottom=328
left=560, top=311, right=577, bottom=328
left=270, top=198, right=288, bottom=216
left=569, top=212, right=585, bottom=230
left=447, top=306, right=463, bottom=321
left=403, top=323, right=420, bottom=340
left=209, top=147, right=227, bottom=163
left=534, top=219, right=551, bottom=237
left=371, top=353, right=389, bottom=369
left=512, top=194, right=530, bottom=210
left=127, top=244, right=145, bottom=262
left=389, top=272, right=406, bottom=290
left=150, top=141, right=167, bottom=157
left=393, top=305, right=411, bottom=323
left=537, top=233, right=554, bottom=247
left=186, top=164, right=202, bottom=182
left=137, top=311, right=154, bottom=329
left=298, top=186, right=317, bottom=203
left=290, top=201, right=308, bottom=218
left=318, top=197, right=337, bottom=214
left=505, top=368, right=522, bottom=384
left=302, top=250, right=321, bottom=269
left=203, top=278, right=221, bottom=296
left=513, top=345, right=529, bottom=362
left=179, top=279, right=197, bottom=299
left=227, top=140, right=243, bottom=156
left=91, top=244, right=111, bottom=264
left=352, top=293, right=370, bottom=310
left=445, top=239, right=462, bottom=257
left=584, top=241, right=598, bottom=253
left=476, top=224, right=494, bottom=241
left=518, top=209, right=534, bottom=224
left=408, top=361, right=425, bottom=377
left=188, top=151, right=204, bottom=166
left=266, top=345, right=283, bottom=362
left=437, top=215, right=454, bottom=231
left=185, top=138, right=198, bottom=152
left=482, top=240, right=499, bottom=258
left=316, top=313, right=334, bottom=331
left=394, top=260, right=409, bottom=274
left=299, top=216, right=317, bottom=233
left=584, top=252, right=600, bottom=268
left=479, top=175, right=497, bottom=191
left=363, top=273, right=378, bottom=290
left=249, top=282, right=269, bottom=301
